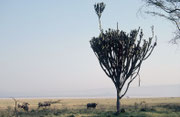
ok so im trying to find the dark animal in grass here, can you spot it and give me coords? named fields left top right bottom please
left=38, top=100, right=61, bottom=108
left=87, top=103, right=97, bottom=109
left=38, top=102, right=51, bottom=108
left=18, top=102, right=29, bottom=111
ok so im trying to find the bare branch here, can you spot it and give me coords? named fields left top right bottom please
left=142, top=0, right=180, bottom=43
left=120, top=71, right=141, bottom=99
left=11, top=97, right=18, bottom=117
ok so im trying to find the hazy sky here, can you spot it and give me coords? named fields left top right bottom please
left=0, top=0, right=180, bottom=97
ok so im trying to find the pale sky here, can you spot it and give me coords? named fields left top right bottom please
left=0, top=0, right=180, bottom=97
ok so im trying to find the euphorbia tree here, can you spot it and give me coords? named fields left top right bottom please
left=90, top=2, right=157, bottom=114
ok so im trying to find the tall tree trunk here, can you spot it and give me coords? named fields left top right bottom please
left=116, top=89, right=120, bottom=114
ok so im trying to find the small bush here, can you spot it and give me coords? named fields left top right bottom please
left=68, top=114, right=75, bottom=117
left=140, top=108, right=146, bottom=112
left=120, top=108, right=126, bottom=113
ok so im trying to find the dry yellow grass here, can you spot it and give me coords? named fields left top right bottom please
left=0, top=97, right=179, bottom=111
left=0, top=97, right=180, bottom=117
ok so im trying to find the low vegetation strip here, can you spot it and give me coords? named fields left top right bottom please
left=0, top=97, right=179, bottom=117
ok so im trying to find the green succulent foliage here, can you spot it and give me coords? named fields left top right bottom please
left=90, top=28, right=156, bottom=91
left=94, top=2, right=106, bottom=19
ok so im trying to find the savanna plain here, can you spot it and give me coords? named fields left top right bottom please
left=0, top=97, right=180, bottom=117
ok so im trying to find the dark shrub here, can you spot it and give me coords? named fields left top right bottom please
left=120, top=108, right=126, bottom=113
left=140, top=108, right=146, bottom=112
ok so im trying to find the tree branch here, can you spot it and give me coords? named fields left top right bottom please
left=120, top=68, right=141, bottom=99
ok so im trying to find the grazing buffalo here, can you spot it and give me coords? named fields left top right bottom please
left=38, top=102, right=51, bottom=108
left=38, top=100, right=61, bottom=109
left=87, top=103, right=97, bottom=109
left=18, top=102, right=29, bottom=111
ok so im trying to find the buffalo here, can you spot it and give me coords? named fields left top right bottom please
left=38, top=102, right=51, bottom=108
left=38, top=100, right=61, bottom=108
left=18, top=102, right=29, bottom=111
left=87, top=103, right=97, bottom=109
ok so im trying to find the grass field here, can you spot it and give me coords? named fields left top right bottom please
left=0, top=97, right=180, bottom=117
